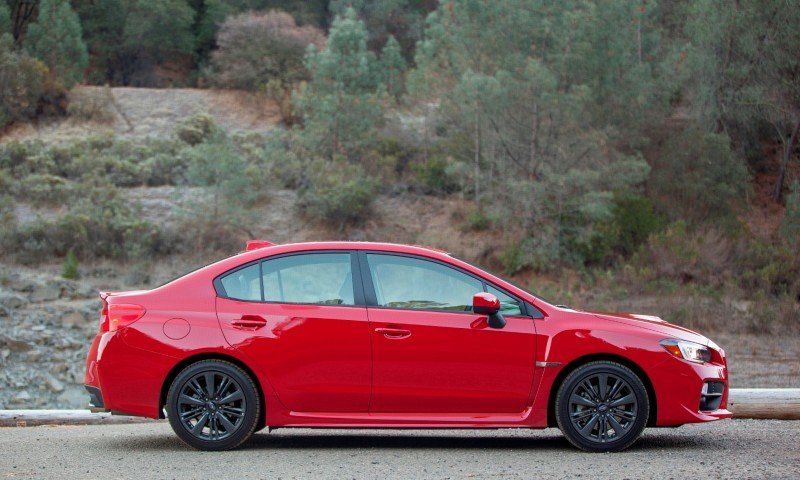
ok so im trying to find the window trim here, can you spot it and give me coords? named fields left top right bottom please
left=357, top=251, right=538, bottom=318
left=213, top=251, right=366, bottom=307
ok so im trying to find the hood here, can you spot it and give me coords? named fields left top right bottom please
left=590, top=310, right=718, bottom=349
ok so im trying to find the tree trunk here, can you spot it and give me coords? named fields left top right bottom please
left=773, top=116, right=800, bottom=201
left=474, top=110, right=481, bottom=205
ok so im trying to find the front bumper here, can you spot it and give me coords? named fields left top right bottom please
left=651, top=354, right=732, bottom=426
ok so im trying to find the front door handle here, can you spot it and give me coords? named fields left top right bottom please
left=231, top=314, right=267, bottom=330
left=375, top=327, right=412, bottom=339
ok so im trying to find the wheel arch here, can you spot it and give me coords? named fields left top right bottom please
left=159, top=353, right=266, bottom=429
left=546, top=353, right=657, bottom=428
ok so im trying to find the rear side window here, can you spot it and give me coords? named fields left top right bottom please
left=262, top=253, right=354, bottom=305
left=218, top=253, right=355, bottom=305
left=219, top=263, right=261, bottom=301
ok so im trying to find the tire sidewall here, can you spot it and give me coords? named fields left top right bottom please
left=166, top=360, right=260, bottom=451
left=556, top=361, right=649, bottom=452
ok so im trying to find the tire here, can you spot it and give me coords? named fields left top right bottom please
left=555, top=361, right=649, bottom=452
left=166, top=360, right=260, bottom=451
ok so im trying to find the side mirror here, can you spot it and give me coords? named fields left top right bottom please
left=473, top=292, right=506, bottom=329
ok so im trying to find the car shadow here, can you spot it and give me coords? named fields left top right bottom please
left=104, top=428, right=722, bottom=453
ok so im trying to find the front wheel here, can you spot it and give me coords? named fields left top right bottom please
left=555, top=361, right=649, bottom=452
left=166, top=360, right=260, bottom=451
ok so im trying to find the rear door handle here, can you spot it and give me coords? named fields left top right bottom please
left=231, top=315, right=267, bottom=329
left=375, top=327, right=412, bottom=339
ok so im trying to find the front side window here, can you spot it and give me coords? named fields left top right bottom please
left=487, top=284, right=523, bottom=316
left=366, top=254, right=482, bottom=311
left=262, top=253, right=354, bottom=305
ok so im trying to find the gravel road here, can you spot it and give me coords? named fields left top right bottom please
left=1, top=420, right=798, bottom=479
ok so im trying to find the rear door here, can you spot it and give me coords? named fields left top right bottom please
left=216, top=251, right=372, bottom=412
left=362, top=252, right=537, bottom=413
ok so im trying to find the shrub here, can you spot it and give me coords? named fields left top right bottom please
left=638, top=221, right=734, bottom=286
left=1, top=185, right=174, bottom=263
left=176, top=114, right=217, bottom=146
left=209, top=10, right=324, bottom=91
left=650, top=128, right=749, bottom=223
left=67, top=87, right=115, bottom=123
left=465, top=207, right=490, bottom=231
left=62, top=250, right=79, bottom=280
left=18, top=173, right=72, bottom=204
left=412, top=156, right=461, bottom=195
left=0, top=35, right=48, bottom=127
left=298, top=159, right=377, bottom=231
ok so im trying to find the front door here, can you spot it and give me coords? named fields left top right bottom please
left=216, top=252, right=372, bottom=412
left=362, top=253, right=537, bottom=413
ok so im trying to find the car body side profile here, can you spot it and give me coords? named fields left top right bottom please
left=84, top=241, right=731, bottom=452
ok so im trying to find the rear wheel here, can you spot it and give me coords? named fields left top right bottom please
left=555, top=361, right=649, bottom=452
left=166, top=360, right=260, bottom=451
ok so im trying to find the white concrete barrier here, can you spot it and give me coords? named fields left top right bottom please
left=728, top=388, right=800, bottom=420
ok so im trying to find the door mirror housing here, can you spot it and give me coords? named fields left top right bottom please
left=473, top=292, right=506, bottom=329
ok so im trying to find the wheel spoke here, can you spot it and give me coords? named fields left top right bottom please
left=221, top=406, right=244, bottom=418
left=607, top=413, right=626, bottom=435
left=579, top=414, right=599, bottom=435
left=570, top=393, right=597, bottom=408
left=571, top=409, right=594, bottom=420
left=191, top=413, right=209, bottom=435
left=180, top=407, right=203, bottom=420
left=219, top=390, right=244, bottom=404
left=215, top=377, right=231, bottom=398
left=610, top=393, right=635, bottom=408
left=580, top=380, right=599, bottom=402
left=598, top=373, right=608, bottom=400
left=204, top=372, right=216, bottom=397
left=189, top=378, right=205, bottom=397
left=217, top=413, right=237, bottom=432
left=607, top=378, right=624, bottom=400
left=179, top=394, right=205, bottom=407
left=615, top=409, right=637, bottom=420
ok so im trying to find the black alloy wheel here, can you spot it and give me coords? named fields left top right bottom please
left=555, top=361, right=649, bottom=452
left=167, top=360, right=260, bottom=450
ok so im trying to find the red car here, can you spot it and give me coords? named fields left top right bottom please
left=84, top=241, right=731, bottom=452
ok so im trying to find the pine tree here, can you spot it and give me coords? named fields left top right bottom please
left=293, top=7, right=385, bottom=161
left=379, top=35, right=406, bottom=100
left=0, top=2, right=11, bottom=36
left=25, top=0, right=88, bottom=88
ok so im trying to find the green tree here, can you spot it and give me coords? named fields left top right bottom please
left=24, top=0, right=88, bottom=87
left=0, top=2, right=11, bottom=35
left=293, top=7, right=385, bottom=161
left=688, top=0, right=800, bottom=200
left=73, top=0, right=195, bottom=85
left=329, top=0, right=435, bottom=59
left=0, top=34, right=47, bottom=127
left=410, top=0, right=652, bottom=267
left=379, top=34, right=405, bottom=99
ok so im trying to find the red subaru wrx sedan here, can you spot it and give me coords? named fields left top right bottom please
left=84, top=241, right=731, bottom=452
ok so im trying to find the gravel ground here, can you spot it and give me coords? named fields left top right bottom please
left=1, top=420, right=798, bottom=479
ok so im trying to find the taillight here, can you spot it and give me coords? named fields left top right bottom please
left=106, top=304, right=146, bottom=332
left=99, top=295, right=110, bottom=332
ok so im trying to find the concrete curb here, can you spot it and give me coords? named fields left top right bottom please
left=0, top=409, right=159, bottom=427
left=1, top=388, right=798, bottom=427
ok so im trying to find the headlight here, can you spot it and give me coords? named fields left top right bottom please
left=660, top=339, right=712, bottom=364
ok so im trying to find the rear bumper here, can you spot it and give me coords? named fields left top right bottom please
left=83, top=330, right=176, bottom=419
